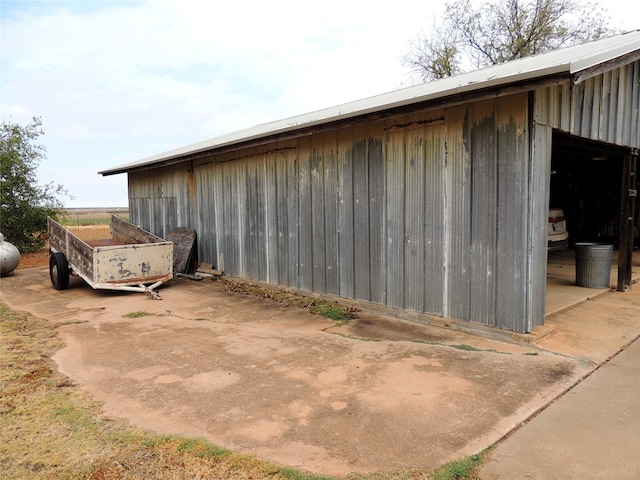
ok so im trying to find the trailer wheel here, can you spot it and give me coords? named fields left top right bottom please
left=49, top=252, right=70, bottom=290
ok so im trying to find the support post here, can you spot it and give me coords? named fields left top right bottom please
left=617, top=149, right=638, bottom=291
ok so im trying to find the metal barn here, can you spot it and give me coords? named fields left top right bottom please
left=101, top=31, right=640, bottom=333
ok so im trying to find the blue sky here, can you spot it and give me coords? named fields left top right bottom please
left=1, top=0, right=638, bottom=207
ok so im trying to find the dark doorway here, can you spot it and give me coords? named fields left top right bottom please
left=550, top=131, right=628, bottom=247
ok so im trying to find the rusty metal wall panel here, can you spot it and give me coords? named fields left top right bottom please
left=193, top=161, right=218, bottom=269
left=334, top=125, right=386, bottom=303
left=320, top=132, right=340, bottom=296
left=403, top=121, right=426, bottom=312
left=367, top=135, right=386, bottom=305
left=129, top=197, right=150, bottom=231
left=152, top=197, right=177, bottom=239
left=534, top=82, right=573, bottom=132
left=285, top=149, right=299, bottom=287
left=352, top=129, right=372, bottom=302
left=258, top=144, right=299, bottom=286
left=631, top=61, right=640, bottom=147
left=272, top=149, right=288, bottom=285
left=495, top=95, right=530, bottom=331
left=264, top=151, right=278, bottom=284
left=191, top=145, right=300, bottom=283
left=385, top=125, right=406, bottom=309
left=243, top=157, right=259, bottom=280
left=468, top=100, right=498, bottom=326
left=310, top=145, right=326, bottom=293
left=422, top=116, right=446, bottom=316
left=238, top=154, right=269, bottom=281
left=527, top=122, right=552, bottom=331
left=535, top=60, right=640, bottom=148
left=444, top=95, right=537, bottom=330
left=445, top=104, right=472, bottom=321
left=337, top=128, right=355, bottom=299
left=206, top=162, right=224, bottom=272
left=297, top=136, right=313, bottom=291
left=387, top=111, right=447, bottom=315
left=222, top=161, right=240, bottom=275
left=128, top=166, right=189, bottom=237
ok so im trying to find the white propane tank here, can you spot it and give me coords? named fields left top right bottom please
left=0, top=233, right=21, bottom=276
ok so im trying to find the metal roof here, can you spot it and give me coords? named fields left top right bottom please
left=100, top=30, right=640, bottom=176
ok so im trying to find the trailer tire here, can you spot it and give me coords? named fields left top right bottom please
left=50, top=252, right=70, bottom=290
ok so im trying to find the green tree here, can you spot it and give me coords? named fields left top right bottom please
left=1, top=117, right=66, bottom=252
left=402, top=0, right=613, bottom=83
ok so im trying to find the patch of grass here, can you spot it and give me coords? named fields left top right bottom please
left=197, top=442, right=232, bottom=459
left=223, top=279, right=359, bottom=322
left=446, top=344, right=510, bottom=354
left=340, top=452, right=487, bottom=480
left=428, top=452, right=486, bottom=480
left=450, top=344, right=482, bottom=352
left=0, top=302, right=334, bottom=480
left=523, top=351, right=539, bottom=355
left=177, top=437, right=231, bottom=457
left=277, top=467, right=334, bottom=480
left=310, top=303, right=350, bottom=321
left=122, top=310, right=151, bottom=318
left=52, top=403, right=99, bottom=433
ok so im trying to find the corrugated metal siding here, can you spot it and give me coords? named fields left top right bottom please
left=495, top=95, right=531, bottom=331
left=445, top=105, right=472, bottom=321
left=528, top=122, right=552, bottom=331
left=128, top=92, right=544, bottom=332
left=193, top=160, right=216, bottom=269
left=336, top=128, right=355, bottom=299
left=129, top=165, right=191, bottom=238
left=384, top=112, right=447, bottom=313
left=536, top=60, right=640, bottom=147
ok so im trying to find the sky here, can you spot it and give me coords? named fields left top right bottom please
left=1, top=0, right=639, bottom=208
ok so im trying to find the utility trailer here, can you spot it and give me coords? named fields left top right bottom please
left=47, top=215, right=173, bottom=298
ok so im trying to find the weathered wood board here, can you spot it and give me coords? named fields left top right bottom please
left=167, top=227, right=197, bottom=274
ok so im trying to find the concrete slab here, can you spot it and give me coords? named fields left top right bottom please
left=1, top=254, right=639, bottom=477
left=479, top=256, right=640, bottom=480
left=480, top=339, right=640, bottom=480
left=545, top=249, right=640, bottom=317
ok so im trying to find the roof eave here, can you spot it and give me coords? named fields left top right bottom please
left=99, top=64, right=571, bottom=177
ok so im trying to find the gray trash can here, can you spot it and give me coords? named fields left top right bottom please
left=575, top=242, right=613, bottom=288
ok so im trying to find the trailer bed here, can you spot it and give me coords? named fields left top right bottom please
left=47, top=215, right=173, bottom=298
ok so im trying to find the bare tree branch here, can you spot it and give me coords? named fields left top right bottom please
left=402, top=0, right=615, bottom=82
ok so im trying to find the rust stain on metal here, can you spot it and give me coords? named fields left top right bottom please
left=188, top=166, right=196, bottom=201
left=105, top=274, right=170, bottom=285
